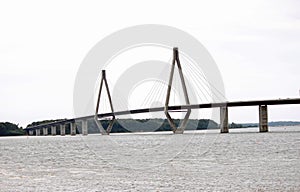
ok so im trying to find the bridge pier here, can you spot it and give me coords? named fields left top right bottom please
left=60, top=124, right=65, bottom=136
left=82, top=120, right=88, bottom=136
left=51, top=126, right=56, bottom=136
left=36, top=129, right=40, bottom=136
left=43, top=127, right=48, bottom=136
left=259, top=105, right=268, bottom=132
left=29, top=130, right=33, bottom=136
left=174, top=127, right=185, bottom=134
left=220, top=106, right=229, bottom=133
left=70, top=122, right=76, bottom=136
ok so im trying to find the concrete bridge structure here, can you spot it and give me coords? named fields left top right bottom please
left=25, top=98, right=300, bottom=136
left=25, top=48, right=300, bottom=136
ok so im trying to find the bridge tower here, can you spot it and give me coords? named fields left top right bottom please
left=165, top=47, right=191, bottom=134
left=94, top=70, right=115, bottom=135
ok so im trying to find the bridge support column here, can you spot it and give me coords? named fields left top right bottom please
left=43, top=127, right=48, bottom=136
left=36, top=129, right=40, bottom=136
left=29, top=130, right=33, bottom=136
left=60, top=125, right=65, bottom=136
left=220, top=106, right=229, bottom=133
left=51, top=126, right=56, bottom=136
left=82, top=120, right=88, bottom=136
left=70, top=122, right=76, bottom=136
left=259, top=105, right=268, bottom=132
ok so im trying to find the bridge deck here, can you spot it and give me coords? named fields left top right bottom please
left=25, top=98, right=300, bottom=130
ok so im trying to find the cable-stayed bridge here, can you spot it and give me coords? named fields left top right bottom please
left=24, top=48, right=300, bottom=136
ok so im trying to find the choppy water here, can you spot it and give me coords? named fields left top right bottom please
left=0, top=126, right=300, bottom=191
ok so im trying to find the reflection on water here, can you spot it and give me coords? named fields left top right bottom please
left=0, top=126, right=300, bottom=191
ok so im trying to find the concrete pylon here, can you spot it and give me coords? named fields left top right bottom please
left=164, top=47, right=191, bottom=134
left=70, top=122, right=76, bottom=136
left=51, top=126, right=56, bottom=136
left=259, top=105, right=268, bottom=132
left=82, top=120, right=88, bottom=136
left=60, top=124, right=65, bottom=136
left=36, top=129, right=40, bottom=136
left=220, top=106, right=229, bottom=133
left=43, top=127, right=48, bottom=136
left=94, top=70, right=115, bottom=135
left=29, top=130, right=34, bottom=136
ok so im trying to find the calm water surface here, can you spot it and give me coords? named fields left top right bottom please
left=0, top=126, right=300, bottom=191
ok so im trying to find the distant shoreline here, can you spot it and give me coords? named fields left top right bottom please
left=1, top=120, right=300, bottom=137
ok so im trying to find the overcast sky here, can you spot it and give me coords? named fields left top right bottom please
left=1, top=0, right=300, bottom=127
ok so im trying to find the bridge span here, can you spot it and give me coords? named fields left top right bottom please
left=25, top=98, right=300, bottom=136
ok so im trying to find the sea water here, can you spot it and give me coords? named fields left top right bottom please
left=0, top=126, right=299, bottom=191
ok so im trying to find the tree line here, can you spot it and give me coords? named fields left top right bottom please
left=0, top=119, right=219, bottom=136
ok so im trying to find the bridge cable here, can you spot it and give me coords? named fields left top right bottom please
left=183, top=56, right=227, bottom=101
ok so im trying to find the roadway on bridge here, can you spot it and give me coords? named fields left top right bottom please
left=26, top=98, right=300, bottom=130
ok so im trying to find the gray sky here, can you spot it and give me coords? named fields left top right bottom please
left=1, top=0, right=300, bottom=127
